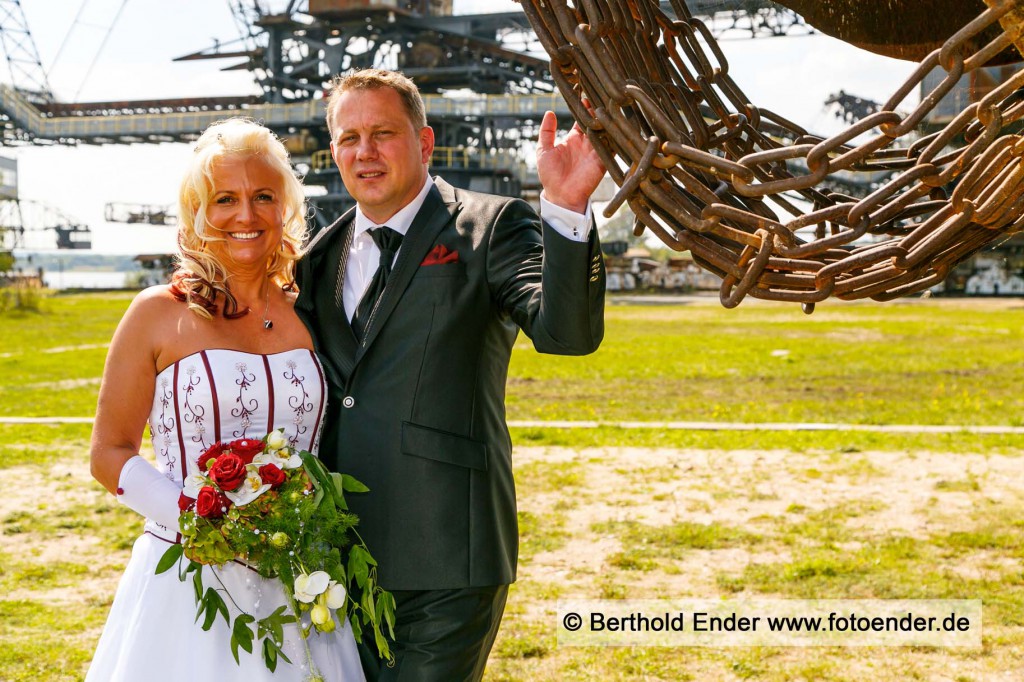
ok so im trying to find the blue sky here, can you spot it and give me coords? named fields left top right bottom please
left=9, top=0, right=917, bottom=253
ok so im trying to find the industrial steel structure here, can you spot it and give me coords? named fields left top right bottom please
left=0, top=0, right=1020, bottom=296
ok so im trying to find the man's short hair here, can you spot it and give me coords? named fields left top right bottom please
left=325, top=69, right=427, bottom=137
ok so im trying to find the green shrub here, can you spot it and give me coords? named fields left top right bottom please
left=0, top=284, right=49, bottom=314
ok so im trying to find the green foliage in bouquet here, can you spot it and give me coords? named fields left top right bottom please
left=156, top=430, right=395, bottom=676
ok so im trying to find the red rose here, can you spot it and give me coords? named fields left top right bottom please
left=208, top=453, right=247, bottom=491
left=228, top=438, right=265, bottom=464
left=178, top=492, right=195, bottom=512
left=195, top=486, right=231, bottom=518
left=198, top=442, right=228, bottom=471
left=258, top=463, right=287, bottom=489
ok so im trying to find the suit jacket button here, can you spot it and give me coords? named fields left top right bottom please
left=342, top=396, right=355, bottom=408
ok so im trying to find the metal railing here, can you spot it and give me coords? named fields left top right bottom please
left=311, top=148, right=334, bottom=172
left=430, top=146, right=527, bottom=170
left=0, top=87, right=571, bottom=143
left=310, top=145, right=528, bottom=174
left=1, top=85, right=325, bottom=140
left=423, top=93, right=569, bottom=118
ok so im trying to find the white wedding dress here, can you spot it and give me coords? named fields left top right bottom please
left=87, top=348, right=365, bottom=681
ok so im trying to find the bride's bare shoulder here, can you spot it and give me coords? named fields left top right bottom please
left=118, top=285, right=187, bottom=327
left=134, top=283, right=179, bottom=303
left=101, top=285, right=190, bottom=375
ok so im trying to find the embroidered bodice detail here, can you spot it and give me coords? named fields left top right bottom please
left=147, top=349, right=326, bottom=486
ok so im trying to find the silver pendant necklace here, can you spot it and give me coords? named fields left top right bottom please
left=261, top=281, right=274, bottom=330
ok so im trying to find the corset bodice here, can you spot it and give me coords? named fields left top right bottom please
left=147, top=348, right=327, bottom=485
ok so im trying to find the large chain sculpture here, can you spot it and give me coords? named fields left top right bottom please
left=518, top=0, right=1024, bottom=311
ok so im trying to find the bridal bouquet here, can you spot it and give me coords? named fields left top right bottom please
left=156, top=429, right=394, bottom=676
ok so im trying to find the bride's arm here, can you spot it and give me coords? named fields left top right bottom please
left=90, top=288, right=164, bottom=492
left=90, top=287, right=183, bottom=529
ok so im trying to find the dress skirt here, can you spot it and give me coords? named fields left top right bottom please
left=86, top=533, right=366, bottom=681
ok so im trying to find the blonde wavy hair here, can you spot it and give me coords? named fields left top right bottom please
left=173, top=118, right=308, bottom=319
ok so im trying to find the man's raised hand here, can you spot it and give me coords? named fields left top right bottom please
left=536, top=109, right=605, bottom=214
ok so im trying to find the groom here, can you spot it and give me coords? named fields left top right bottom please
left=295, top=68, right=606, bottom=681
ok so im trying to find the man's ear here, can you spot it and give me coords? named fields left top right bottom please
left=330, top=140, right=341, bottom=170
left=420, top=126, right=435, bottom=165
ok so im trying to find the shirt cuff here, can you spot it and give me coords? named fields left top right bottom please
left=540, top=193, right=593, bottom=242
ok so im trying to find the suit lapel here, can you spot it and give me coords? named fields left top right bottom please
left=297, top=209, right=360, bottom=381
left=330, top=222, right=360, bottom=377
left=295, top=210, right=348, bottom=316
left=355, top=181, right=460, bottom=362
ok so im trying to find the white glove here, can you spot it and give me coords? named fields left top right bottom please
left=116, top=455, right=183, bottom=532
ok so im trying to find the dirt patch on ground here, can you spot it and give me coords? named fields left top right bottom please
left=502, top=447, right=1024, bottom=680
left=0, top=459, right=127, bottom=604
left=517, top=447, right=1024, bottom=550
left=3, top=447, right=1023, bottom=680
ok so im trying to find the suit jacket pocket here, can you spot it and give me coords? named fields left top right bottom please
left=401, top=421, right=487, bottom=471
left=410, top=264, right=465, bottom=305
left=414, top=263, right=466, bottom=278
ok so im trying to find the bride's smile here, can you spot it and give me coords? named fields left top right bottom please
left=205, top=154, right=286, bottom=269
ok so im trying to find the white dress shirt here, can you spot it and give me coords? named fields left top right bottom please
left=343, top=176, right=593, bottom=320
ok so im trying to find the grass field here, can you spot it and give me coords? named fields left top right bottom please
left=1, top=292, right=1022, bottom=680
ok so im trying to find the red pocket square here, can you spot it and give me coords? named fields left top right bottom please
left=421, top=244, right=459, bottom=266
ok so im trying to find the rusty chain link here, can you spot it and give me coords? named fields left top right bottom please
left=519, top=0, right=1024, bottom=311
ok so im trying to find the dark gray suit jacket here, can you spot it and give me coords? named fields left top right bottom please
left=294, top=177, right=605, bottom=590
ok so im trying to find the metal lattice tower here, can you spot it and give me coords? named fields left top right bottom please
left=0, top=0, right=52, bottom=104
left=680, top=1, right=810, bottom=38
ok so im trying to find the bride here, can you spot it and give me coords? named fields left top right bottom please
left=87, top=118, right=365, bottom=681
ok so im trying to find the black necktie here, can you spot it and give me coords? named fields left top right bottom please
left=351, top=226, right=403, bottom=340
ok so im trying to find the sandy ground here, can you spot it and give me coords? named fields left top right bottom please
left=0, top=455, right=118, bottom=606
left=514, top=446, right=1024, bottom=579
left=504, top=447, right=1024, bottom=681
left=2, top=446, right=1022, bottom=680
